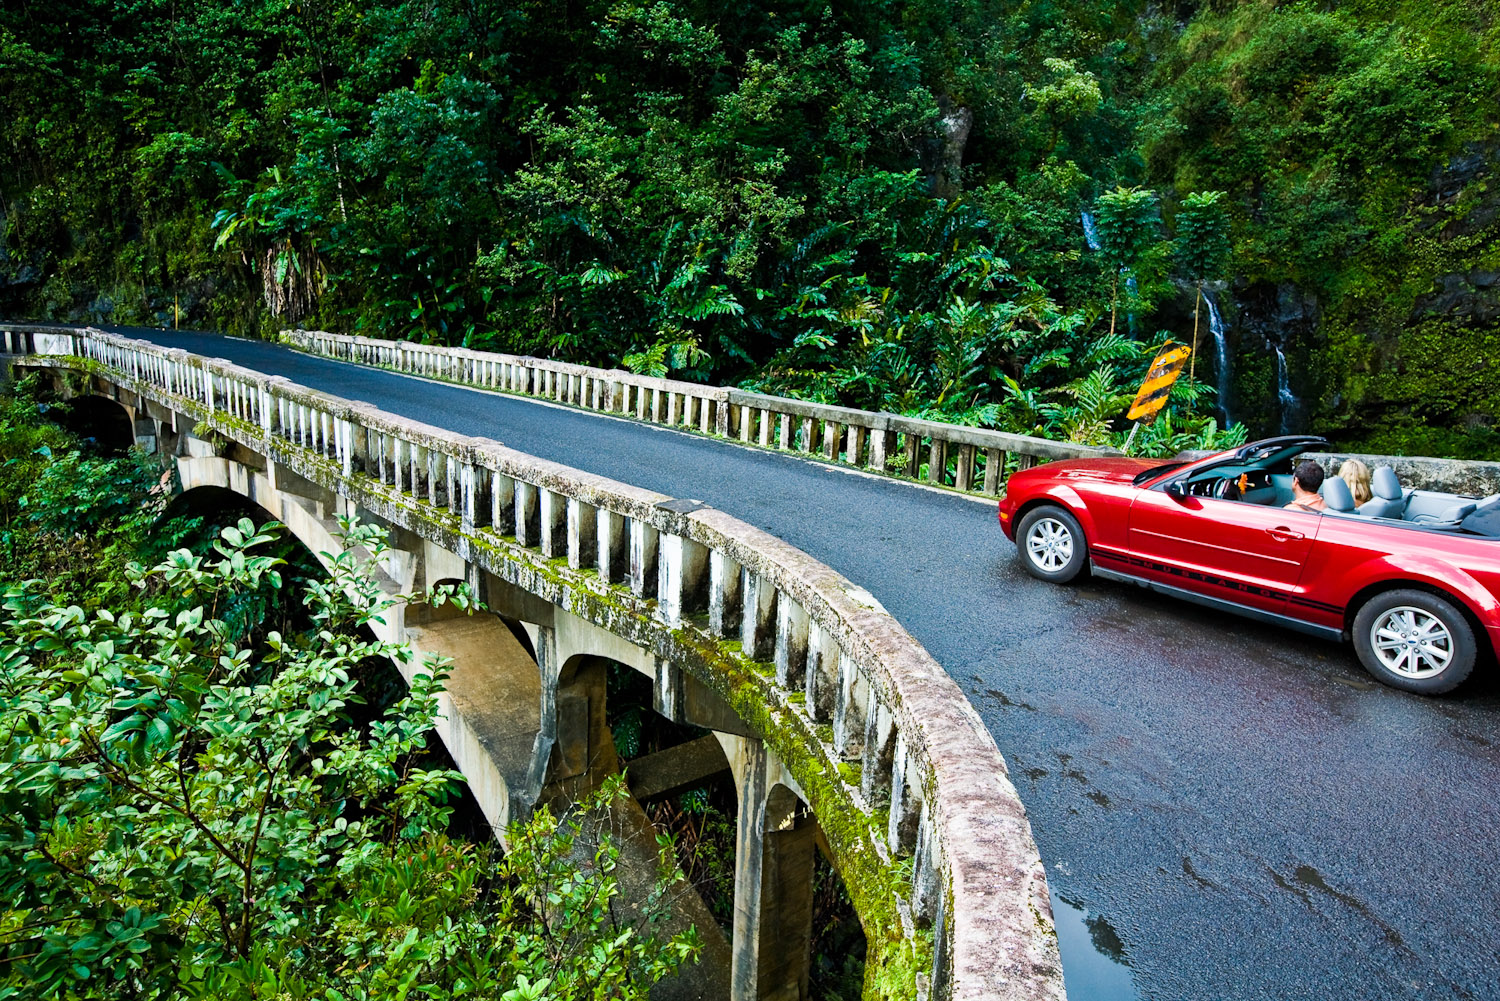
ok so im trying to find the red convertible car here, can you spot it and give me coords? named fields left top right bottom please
left=998, top=436, right=1500, bottom=693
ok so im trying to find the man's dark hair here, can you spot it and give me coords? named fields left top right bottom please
left=1293, top=459, right=1325, bottom=493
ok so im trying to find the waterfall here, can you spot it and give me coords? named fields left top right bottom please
left=1204, top=291, right=1231, bottom=425
left=1273, top=344, right=1298, bottom=434
left=1081, top=211, right=1101, bottom=251
left=1083, top=211, right=1137, bottom=334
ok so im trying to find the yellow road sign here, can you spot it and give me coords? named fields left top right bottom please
left=1127, top=344, right=1191, bottom=422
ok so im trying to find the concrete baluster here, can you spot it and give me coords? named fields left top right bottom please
left=777, top=414, right=791, bottom=450
left=656, top=533, right=708, bottom=625
left=983, top=447, right=1006, bottom=495
left=861, top=700, right=896, bottom=803
left=426, top=448, right=442, bottom=508
left=911, top=806, right=941, bottom=928
left=740, top=569, right=778, bottom=661
left=651, top=388, right=663, bottom=424
left=462, top=463, right=490, bottom=529
left=491, top=471, right=515, bottom=530
left=708, top=551, right=743, bottom=637
left=773, top=597, right=809, bottom=689
left=955, top=443, right=975, bottom=492
left=369, top=431, right=384, bottom=484
left=927, top=438, right=947, bottom=485
left=628, top=519, right=659, bottom=597
left=667, top=392, right=680, bottom=427
left=804, top=625, right=838, bottom=722
left=514, top=481, right=539, bottom=547
left=798, top=416, right=813, bottom=453
left=887, top=738, right=922, bottom=855
left=832, top=658, right=866, bottom=759
left=259, top=385, right=274, bottom=435
left=596, top=507, right=626, bottom=582
left=566, top=498, right=597, bottom=569
left=539, top=489, right=566, bottom=557
left=822, top=421, right=840, bottom=461
left=390, top=438, right=405, bottom=494
left=899, top=433, right=918, bottom=477
left=445, top=450, right=458, bottom=514
left=845, top=424, right=865, bottom=466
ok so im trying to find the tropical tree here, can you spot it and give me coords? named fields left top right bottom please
left=1174, top=190, right=1231, bottom=384
left=1094, top=186, right=1161, bottom=337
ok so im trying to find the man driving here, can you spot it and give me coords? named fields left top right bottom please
left=1284, top=460, right=1327, bottom=512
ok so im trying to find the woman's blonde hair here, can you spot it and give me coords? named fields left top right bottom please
left=1339, top=458, right=1373, bottom=506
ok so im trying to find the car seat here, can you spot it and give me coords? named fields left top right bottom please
left=1411, top=501, right=1477, bottom=524
left=1358, top=466, right=1406, bottom=519
left=1321, top=476, right=1355, bottom=513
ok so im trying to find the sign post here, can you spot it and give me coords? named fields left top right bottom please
left=1124, top=343, right=1192, bottom=451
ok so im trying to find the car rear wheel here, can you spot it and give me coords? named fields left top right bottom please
left=1016, top=505, right=1088, bottom=584
left=1352, top=588, right=1476, bottom=694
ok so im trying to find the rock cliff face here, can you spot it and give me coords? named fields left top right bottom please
left=1217, top=141, right=1500, bottom=456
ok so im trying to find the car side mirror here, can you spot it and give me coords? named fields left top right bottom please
left=1164, top=480, right=1187, bottom=500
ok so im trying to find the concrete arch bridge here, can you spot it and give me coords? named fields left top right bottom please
left=3, top=326, right=1063, bottom=1001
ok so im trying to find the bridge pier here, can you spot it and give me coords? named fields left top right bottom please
left=724, top=735, right=817, bottom=1001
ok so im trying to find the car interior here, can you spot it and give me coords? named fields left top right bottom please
left=1174, top=445, right=1500, bottom=537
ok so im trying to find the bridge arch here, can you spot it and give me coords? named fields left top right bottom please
left=52, top=393, right=137, bottom=453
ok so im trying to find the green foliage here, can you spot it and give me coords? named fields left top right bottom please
left=1175, top=191, right=1230, bottom=284
left=2, top=0, right=1496, bottom=451
left=1094, top=186, right=1173, bottom=336
left=0, top=516, right=697, bottom=999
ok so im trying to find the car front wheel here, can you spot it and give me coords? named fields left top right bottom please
left=1016, top=505, right=1089, bottom=584
left=1352, top=588, right=1477, bottom=694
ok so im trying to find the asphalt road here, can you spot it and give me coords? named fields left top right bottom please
left=103, top=328, right=1500, bottom=1000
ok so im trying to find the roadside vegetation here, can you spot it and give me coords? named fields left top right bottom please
left=1, top=1, right=1494, bottom=454
left=0, top=388, right=699, bottom=1000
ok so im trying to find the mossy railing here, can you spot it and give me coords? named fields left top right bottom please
left=279, top=327, right=1117, bottom=497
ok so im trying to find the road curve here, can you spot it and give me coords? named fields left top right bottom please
left=99, top=329, right=1500, bottom=1001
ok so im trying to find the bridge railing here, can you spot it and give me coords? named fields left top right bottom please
left=280, top=327, right=1117, bottom=495
left=8, top=325, right=1062, bottom=1001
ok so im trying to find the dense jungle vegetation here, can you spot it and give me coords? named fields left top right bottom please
left=2, top=0, right=1497, bottom=456
left=0, top=385, right=701, bottom=999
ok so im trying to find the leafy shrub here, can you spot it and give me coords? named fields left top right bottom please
left=0, top=517, right=698, bottom=999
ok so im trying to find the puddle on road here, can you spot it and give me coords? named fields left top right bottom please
left=1053, top=896, right=1140, bottom=1001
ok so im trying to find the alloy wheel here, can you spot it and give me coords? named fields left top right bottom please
left=1026, top=517, right=1074, bottom=573
left=1369, top=605, right=1454, bottom=679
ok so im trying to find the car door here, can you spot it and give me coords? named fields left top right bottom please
left=1125, top=488, right=1321, bottom=617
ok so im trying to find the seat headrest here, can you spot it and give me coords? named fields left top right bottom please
left=1372, top=466, right=1402, bottom=501
left=1322, top=476, right=1355, bottom=512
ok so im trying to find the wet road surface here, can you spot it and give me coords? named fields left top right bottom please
left=89, top=329, right=1500, bottom=999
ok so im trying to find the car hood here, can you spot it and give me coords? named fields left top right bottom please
left=1027, top=456, right=1162, bottom=484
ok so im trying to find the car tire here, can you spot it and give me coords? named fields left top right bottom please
left=1352, top=588, right=1477, bottom=694
left=1016, top=505, right=1089, bottom=584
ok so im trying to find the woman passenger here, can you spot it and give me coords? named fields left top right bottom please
left=1338, top=458, right=1373, bottom=507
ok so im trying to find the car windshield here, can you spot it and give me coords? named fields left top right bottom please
left=1132, top=461, right=1187, bottom=485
